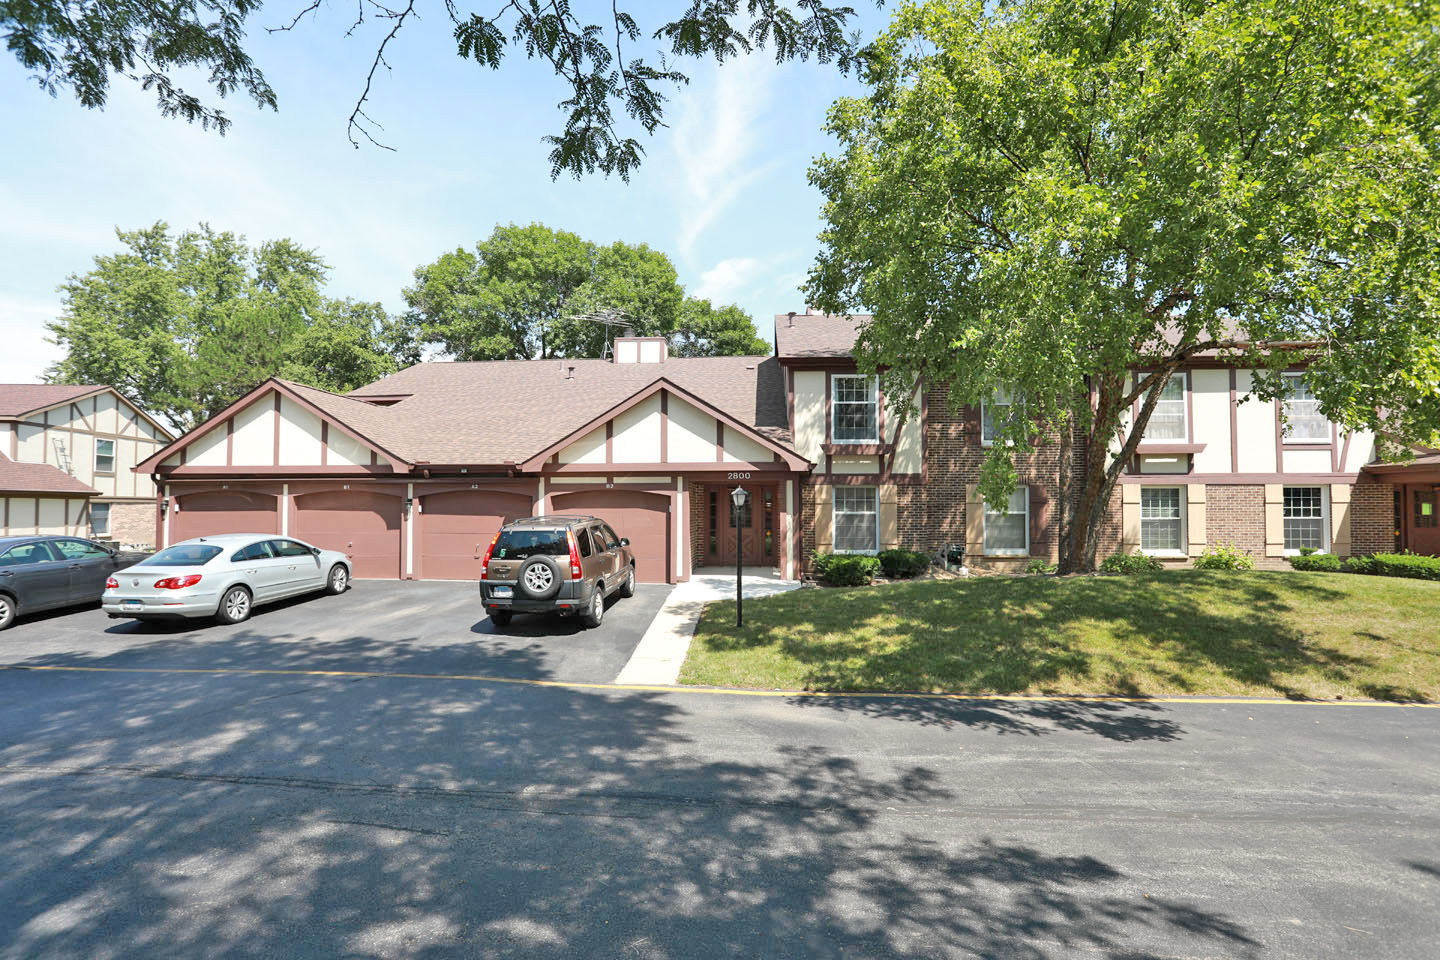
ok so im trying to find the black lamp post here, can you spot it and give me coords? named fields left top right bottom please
left=731, top=485, right=749, bottom=628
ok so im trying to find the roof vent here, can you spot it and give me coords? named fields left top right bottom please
left=612, top=336, right=667, bottom=364
left=562, top=363, right=576, bottom=380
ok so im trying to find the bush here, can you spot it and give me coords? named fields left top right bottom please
left=1288, top=552, right=1342, bottom=572
left=1346, top=552, right=1440, bottom=582
left=810, top=551, right=881, bottom=586
left=1099, top=551, right=1163, bottom=575
left=1025, top=558, right=1058, bottom=574
left=1193, top=543, right=1255, bottom=571
left=878, top=548, right=930, bottom=579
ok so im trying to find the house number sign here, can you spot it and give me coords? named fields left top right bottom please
left=727, top=472, right=752, bottom=480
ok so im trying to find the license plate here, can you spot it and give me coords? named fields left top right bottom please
left=490, top=586, right=512, bottom=598
left=120, top=600, right=144, bottom=612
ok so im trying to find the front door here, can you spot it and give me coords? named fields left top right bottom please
left=1411, top=487, right=1440, bottom=556
left=707, top=485, right=777, bottom=566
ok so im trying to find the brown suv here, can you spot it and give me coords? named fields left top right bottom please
left=478, top=516, right=636, bottom=628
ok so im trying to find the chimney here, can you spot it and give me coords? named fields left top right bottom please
left=612, top=336, right=667, bottom=364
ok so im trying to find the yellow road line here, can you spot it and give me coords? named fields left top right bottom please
left=2, top=663, right=1436, bottom=708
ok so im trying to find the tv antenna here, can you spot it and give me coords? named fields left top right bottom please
left=567, top=307, right=638, bottom=358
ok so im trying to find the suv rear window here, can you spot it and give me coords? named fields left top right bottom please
left=494, top=529, right=569, bottom=560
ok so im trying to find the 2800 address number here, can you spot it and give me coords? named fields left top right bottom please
left=726, top=471, right=752, bottom=480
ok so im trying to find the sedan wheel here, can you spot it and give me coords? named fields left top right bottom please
left=326, top=564, right=349, bottom=595
left=217, top=586, right=252, bottom=625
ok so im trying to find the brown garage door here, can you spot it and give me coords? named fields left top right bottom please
left=551, top=489, right=671, bottom=583
left=419, top=490, right=533, bottom=580
left=292, top=490, right=402, bottom=579
left=172, top=490, right=278, bottom=544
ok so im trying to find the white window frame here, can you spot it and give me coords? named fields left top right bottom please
left=1142, top=372, right=1189, bottom=442
left=981, top=389, right=1019, bottom=447
left=1282, top=485, right=1330, bottom=555
left=94, top=438, right=116, bottom=474
left=831, top=374, right=879, bottom=444
left=832, top=485, right=879, bottom=554
left=1139, top=486, right=1187, bottom=556
left=1281, top=372, right=1331, bottom=443
left=982, top=486, right=1030, bottom=556
left=89, top=502, right=111, bottom=538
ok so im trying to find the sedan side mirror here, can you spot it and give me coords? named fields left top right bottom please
left=311, top=547, right=321, bottom=555
left=620, top=537, right=630, bottom=547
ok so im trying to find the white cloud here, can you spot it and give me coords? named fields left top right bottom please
left=692, top=256, right=764, bottom=304
left=0, top=296, right=65, bottom=383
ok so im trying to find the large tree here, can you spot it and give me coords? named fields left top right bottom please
left=46, top=222, right=417, bottom=430
left=4, top=0, right=861, bottom=178
left=405, top=223, right=769, bottom=359
left=806, top=0, right=1440, bottom=571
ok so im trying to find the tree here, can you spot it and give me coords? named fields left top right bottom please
left=46, top=222, right=415, bottom=430
left=5, top=0, right=862, bottom=179
left=405, top=222, right=769, bottom=359
left=805, top=0, right=1440, bottom=572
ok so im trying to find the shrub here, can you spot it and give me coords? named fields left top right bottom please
left=1099, top=551, right=1163, bottom=574
left=1343, top=555, right=1376, bottom=575
left=1288, top=552, right=1342, bottom=572
left=1025, top=558, right=1057, bottom=574
left=1193, top=543, right=1255, bottom=571
left=1347, top=552, right=1440, bottom=582
left=810, top=551, right=881, bottom=586
left=878, top=548, right=930, bottom=579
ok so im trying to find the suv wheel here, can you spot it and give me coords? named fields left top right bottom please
left=618, top=566, right=635, bottom=598
left=580, top=583, right=604, bottom=628
left=517, top=556, right=563, bottom=600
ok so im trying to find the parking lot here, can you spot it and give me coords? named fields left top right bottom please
left=0, top=579, right=673, bottom=685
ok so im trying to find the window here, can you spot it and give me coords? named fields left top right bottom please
left=1143, top=374, right=1188, bottom=441
left=270, top=540, right=312, bottom=558
left=89, top=502, right=110, bottom=537
left=1140, top=487, right=1185, bottom=554
left=1282, top=373, right=1330, bottom=442
left=1415, top=491, right=1437, bottom=529
left=94, top=438, right=115, bottom=474
left=708, top=491, right=718, bottom=555
left=577, top=530, right=594, bottom=558
left=601, top=524, right=621, bottom=549
left=832, top=375, right=878, bottom=443
left=492, top=529, right=568, bottom=560
left=0, top=543, right=58, bottom=566
left=983, top=487, right=1029, bottom=555
left=232, top=542, right=275, bottom=562
left=981, top=389, right=1019, bottom=446
left=1283, top=486, right=1328, bottom=553
left=833, top=486, right=878, bottom=553
left=53, top=539, right=111, bottom=560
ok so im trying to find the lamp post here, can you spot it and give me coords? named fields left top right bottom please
left=730, top=486, right=749, bottom=628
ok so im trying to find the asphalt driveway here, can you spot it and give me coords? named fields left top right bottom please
left=0, top=579, right=672, bottom=684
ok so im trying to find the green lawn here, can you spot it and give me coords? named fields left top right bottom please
left=678, top=571, right=1440, bottom=701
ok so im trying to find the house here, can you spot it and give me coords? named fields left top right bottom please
left=0, top=385, right=175, bottom=546
left=132, top=313, right=1409, bottom=580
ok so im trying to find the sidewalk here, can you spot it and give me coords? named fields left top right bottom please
left=614, top=567, right=802, bottom=685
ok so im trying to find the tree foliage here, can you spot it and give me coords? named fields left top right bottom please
left=45, top=222, right=417, bottom=430
left=4, top=0, right=863, bottom=178
left=806, top=0, right=1440, bottom=571
left=405, top=222, right=769, bottom=359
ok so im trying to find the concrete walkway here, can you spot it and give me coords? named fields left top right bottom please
left=614, top=566, right=802, bottom=685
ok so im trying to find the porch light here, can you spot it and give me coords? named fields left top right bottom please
left=731, top=486, right=749, bottom=628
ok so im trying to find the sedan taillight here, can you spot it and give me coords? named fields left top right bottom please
left=105, top=576, right=119, bottom=590
left=154, top=574, right=203, bottom=590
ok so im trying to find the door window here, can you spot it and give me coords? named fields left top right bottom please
left=589, top=529, right=607, bottom=555
left=0, top=543, right=58, bottom=566
left=232, top=542, right=275, bottom=562
left=601, top=524, right=622, bottom=549
left=52, top=539, right=112, bottom=560
left=576, top=529, right=594, bottom=558
left=1415, top=491, right=1437, bottom=529
left=269, top=540, right=312, bottom=558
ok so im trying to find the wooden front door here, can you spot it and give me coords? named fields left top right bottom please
left=706, top=485, right=777, bottom=566
left=1409, top=487, right=1440, bottom=556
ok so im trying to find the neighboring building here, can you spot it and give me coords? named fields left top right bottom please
left=132, top=314, right=1413, bottom=581
left=0, top=385, right=175, bottom=546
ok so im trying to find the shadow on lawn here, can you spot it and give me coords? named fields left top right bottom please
left=0, top=632, right=1261, bottom=959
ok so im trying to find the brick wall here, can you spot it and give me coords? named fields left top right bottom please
left=688, top=481, right=706, bottom=575
left=104, top=500, right=156, bottom=550
left=1350, top=479, right=1396, bottom=556
left=1204, top=484, right=1277, bottom=568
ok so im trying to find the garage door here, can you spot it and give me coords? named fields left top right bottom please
left=292, top=490, right=402, bottom=579
left=172, top=490, right=278, bottom=543
left=418, top=490, right=533, bottom=580
left=551, top=489, right=671, bottom=583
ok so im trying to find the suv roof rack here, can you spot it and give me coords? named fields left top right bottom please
left=506, top=515, right=597, bottom=525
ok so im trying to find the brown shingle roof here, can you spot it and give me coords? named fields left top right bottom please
left=343, top=356, right=793, bottom=465
left=0, top=384, right=104, bottom=419
left=0, top=455, right=98, bottom=495
left=773, top=312, right=867, bottom=359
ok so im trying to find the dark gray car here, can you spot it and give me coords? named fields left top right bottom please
left=0, top=536, right=144, bottom=630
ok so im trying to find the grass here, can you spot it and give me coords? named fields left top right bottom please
left=678, top=571, right=1440, bottom=702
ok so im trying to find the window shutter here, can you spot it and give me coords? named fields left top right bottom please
left=1330, top=484, right=1352, bottom=556
left=963, top=403, right=982, bottom=444
left=1029, top=487, right=1049, bottom=547
left=814, top=485, right=833, bottom=553
left=1264, top=484, right=1285, bottom=557
left=964, top=484, right=984, bottom=556
left=878, top=483, right=899, bottom=550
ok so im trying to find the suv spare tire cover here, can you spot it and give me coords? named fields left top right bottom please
left=517, top=556, right=563, bottom=600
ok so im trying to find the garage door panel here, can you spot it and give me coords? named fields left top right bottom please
left=551, top=489, right=670, bottom=583
left=173, top=491, right=278, bottom=543
left=293, top=490, right=401, bottom=580
left=420, top=491, right=532, bottom=581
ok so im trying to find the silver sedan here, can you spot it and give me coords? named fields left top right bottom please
left=102, top=534, right=351, bottom=624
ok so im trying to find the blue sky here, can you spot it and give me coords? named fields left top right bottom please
left=0, top=3, right=892, bottom=383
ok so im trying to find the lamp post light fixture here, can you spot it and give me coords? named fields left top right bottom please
left=730, top=485, right=749, bottom=628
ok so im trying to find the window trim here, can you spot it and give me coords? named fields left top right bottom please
left=832, top=485, right=879, bottom=554
left=93, top=437, right=117, bottom=475
left=1281, top=485, right=1330, bottom=555
left=1139, top=485, right=1188, bottom=557
left=980, top=389, right=1019, bottom=448
left=830, top=374, right=879, bottom=445
left=1280, top=372, right=1331, bottom=445
left=1141, top=372, right=1189, bottom=443
left=982, top=485, right=1030, bottom=556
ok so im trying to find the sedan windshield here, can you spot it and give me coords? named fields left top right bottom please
left=138, top=544, right=224, bottom=567
left=493, top=530, right=568, bottom=560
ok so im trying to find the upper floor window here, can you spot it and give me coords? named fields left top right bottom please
left=1143, top=373, right=1188, bottom=441
left=1282, top=373, right=1330, bottom=442
left=94, top=438, right=116, bottom=474
left=832, top=375, right=878, bottom=443
left=981, top=389, right=1019, bottom=446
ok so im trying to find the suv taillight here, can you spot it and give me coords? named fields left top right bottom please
left=154, top=574, right=202, bottom=590
left=105, top=576, right=118, bottom=590
left=479, top=531, right=501, bottom=580
left=566, top=530, right=582, bottom=579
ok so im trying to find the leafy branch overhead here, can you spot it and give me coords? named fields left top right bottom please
left=4, top=0, right=864, bottom=178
